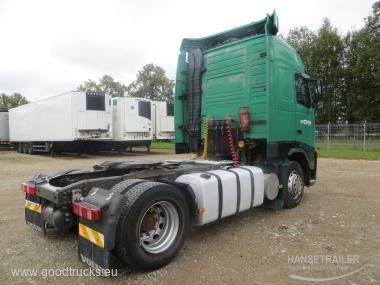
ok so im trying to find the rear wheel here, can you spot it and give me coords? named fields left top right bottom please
left=284, top=161, right=304, bottom=208
left=115, top=182, right=189, bottom=271
left=139, top=201, right=179, bottom=254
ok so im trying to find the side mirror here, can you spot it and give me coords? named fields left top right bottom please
left=308, top=79, right=323, bottom=110
left=315, top=79, right=323, bottom=110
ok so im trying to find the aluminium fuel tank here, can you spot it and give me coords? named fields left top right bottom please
left=175, top=166, right=265, bottom=225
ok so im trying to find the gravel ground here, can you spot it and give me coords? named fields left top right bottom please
left=0, top=150, right=379, bottom=285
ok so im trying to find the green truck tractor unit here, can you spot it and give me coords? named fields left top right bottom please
left=21, top=12, right=323, bottom=273
left=175, top=11, right=322, bottom=205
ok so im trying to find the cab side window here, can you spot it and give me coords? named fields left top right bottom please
left=295, top=75, right=311, bottom=108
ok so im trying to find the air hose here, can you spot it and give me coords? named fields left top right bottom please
left=226, top=117, right=238, bottom=167
left=201, top=118, right=209, bottom=159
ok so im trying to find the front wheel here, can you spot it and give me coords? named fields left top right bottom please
left=284, top=161, right=305, bottom=208
left=115, top=182, right=189, bottom=271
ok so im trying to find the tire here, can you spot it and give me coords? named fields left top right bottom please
left=28, top=143, right=34, bottom=155
left=284, top=161, right=305, bottom=208
left=22, top=143, right=28, bottom=154
left=115, top=182, right=189, bottom=271
left=110, top=179, right=145, bottom=194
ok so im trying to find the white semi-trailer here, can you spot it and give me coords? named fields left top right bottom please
left=9, top=91, right=112, bottom=154
left=0, top=109, right=10, bottom=145
left=152, top=101, right=174, bottom=140
left=102, top=97, right=152, bottom=152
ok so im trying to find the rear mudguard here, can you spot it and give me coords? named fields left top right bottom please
left=77, top=179, right=197, bottom=272
left=77, top=187, right=127, bottom=272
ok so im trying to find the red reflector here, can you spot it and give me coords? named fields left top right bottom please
left=73, top=202, right=101, bottom=221
left=21, top=182, right=36, bottom=196
left=240, top=107, right=250, bottom=132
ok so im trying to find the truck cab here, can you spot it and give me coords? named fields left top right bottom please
left=174, top=11, right=322, bottom=199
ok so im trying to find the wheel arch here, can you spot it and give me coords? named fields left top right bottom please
left=158, top=180, right=198, bottom=224
left=287, top=148, right=311, bottom=186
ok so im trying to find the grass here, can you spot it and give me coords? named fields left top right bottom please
left=315, top=139, right=380, bottom=151
left=150, top=141, right=380, bottom=160
left=317, top=149, right=380, bottom=160
left=151, top=141, right=175, bottom=150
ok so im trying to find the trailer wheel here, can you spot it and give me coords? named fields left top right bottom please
left=22, top=143, right=28, bottom=154
left=17, top=143, right=22, bottom=153
left=115, top=182, right=189, bottom=271
left=27, top=143, right=34, bottom=155
left=284, top=161, right=304, bottom=208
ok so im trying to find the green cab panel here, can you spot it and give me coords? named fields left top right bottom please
left=175, top=11, right=316, bottom=151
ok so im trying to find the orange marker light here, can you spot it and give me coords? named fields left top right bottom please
left=238, top=140, right=245, bottom=149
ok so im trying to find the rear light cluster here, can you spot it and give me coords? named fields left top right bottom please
left=21, top=182, right=36, bottom=196
left=73, top=202, right=101, bottom=221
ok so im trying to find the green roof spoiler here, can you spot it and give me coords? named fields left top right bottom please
left=180, top=10, right=279, bottom=51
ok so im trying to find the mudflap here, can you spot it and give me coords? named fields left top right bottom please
left=77, top=187, right=127, bottom=274
left=78, top=236, right=114, bottom=273
left=25, top=194, right=46, bottom=234
left=264, top=162, right=289, bottom=210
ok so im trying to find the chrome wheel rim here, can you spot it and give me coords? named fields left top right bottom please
left=288, top=170, right=303, bottom=200
left=139, top=201, right=179, bottom=254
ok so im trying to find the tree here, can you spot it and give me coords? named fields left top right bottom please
left=77, top=75, right=127, bottom=97
left=0, top=93, right=28, bottom=109
left=286, top=2, right=380, bottom=123
left=287, top=19, right=345, bottom=123
left=314, top=19, right=345, bottom=123
left=127, top=64, right=175, bottom=103
left=286, top=26, right=318, bottom=75
left=344, top=1, right=380, bottom=122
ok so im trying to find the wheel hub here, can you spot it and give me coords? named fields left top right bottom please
left=140, top=209, right=158, bottom=233
left=139, top=201, right=179, bottom=254
left=288, top=170, right=303, bottom=199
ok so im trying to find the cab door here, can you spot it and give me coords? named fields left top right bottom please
left=294, top=74, right=315, bottom=148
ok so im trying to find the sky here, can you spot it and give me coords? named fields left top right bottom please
left=0, top=0, right=376, bottom=101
